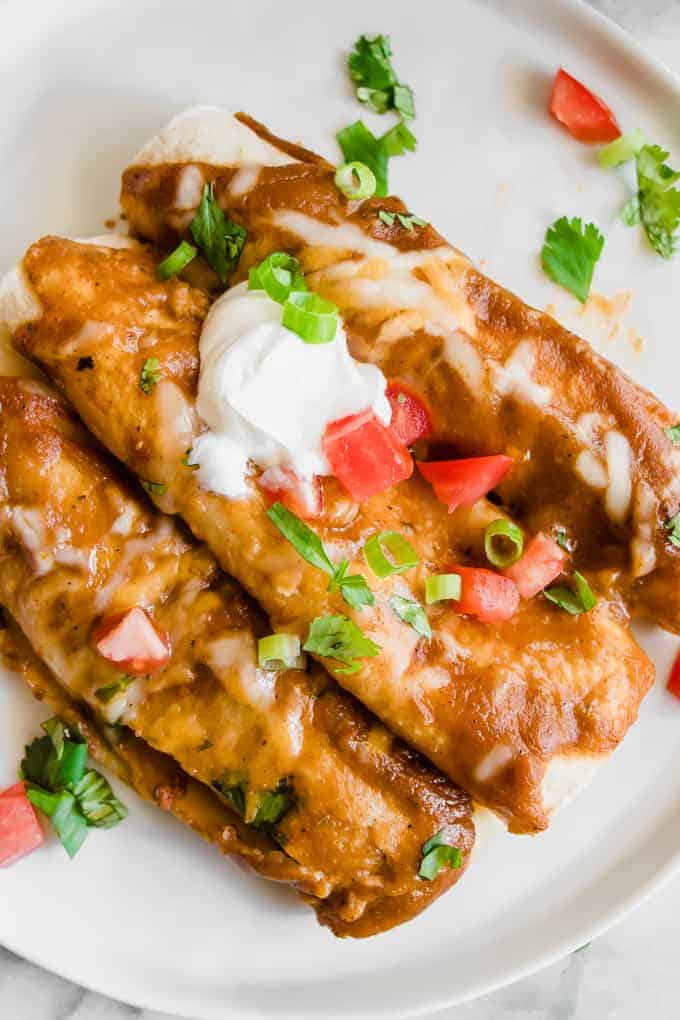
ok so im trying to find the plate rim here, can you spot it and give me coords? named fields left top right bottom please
left=1, top=0, right=679, bottom=1016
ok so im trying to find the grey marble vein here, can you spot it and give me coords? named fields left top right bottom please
left=2, top=0, right=680, bottom=1018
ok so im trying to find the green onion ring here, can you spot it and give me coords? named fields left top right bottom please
left=364, top=531, right=419, bottom=578
left=248, top=252, right=307, bottom=304
left=156, top=240, right=198, bottom=280
left=425, top=573, right=462, bottom=604
left=258, top=633, right=304, bottom=670
left=282, top=291, right=339, bottom=344
left=334, top=161, right=377, bottom=201
left=484, top=519, right=524, bottom=568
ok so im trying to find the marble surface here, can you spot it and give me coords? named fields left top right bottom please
left=2, top=1, right=680, bottom=1018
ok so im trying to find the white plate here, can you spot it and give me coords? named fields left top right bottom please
left=0, top=0, right=679, bottom=1016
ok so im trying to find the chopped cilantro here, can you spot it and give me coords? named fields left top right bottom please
left=541, top=217, right=604, bottom=303
left=348, top=34, right=415, bottom=119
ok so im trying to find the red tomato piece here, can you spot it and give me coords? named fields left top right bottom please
left=549, top=68, right=621, bottom=143
left=257, top=466, right=323, bottom=520
left=323, top=408, right=413, bottom=502
left=503, top=532, right=567, bottom=599
left=417, top=455, right=513, bottom=512
left=94, top=607, right=170, bottom=676
left=0, top=787, right=44, bottom=867
left=449, top=566, right=520, bottom=623
left=667, top=649, right=680, bottom=700
left=0, top=782, right=25, bottom=799
left=386, top=381, right=433, bottom=447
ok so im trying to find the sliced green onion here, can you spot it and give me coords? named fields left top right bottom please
left=334, top=161, right=377, bottom=200
left=389, top=595, right=431, bottom=639
left=599, top=129, right=647, bottom=169
left=95, top=675, right=134, bottom=704
left=156, top=240, right=197, bottom=280
left=364, top=530, right=418, bottom=578
left=484, top=519, right=524, bottom=568
left=282, top=291, right=338, bottom=344
left=258, top=633, right=303, bottom=670
left=665, top=424, right=680, bottom=445
left=425, top=573, right=461, bottom=604
left=378, top=209, right=396, bottom=226
left=544, top=570, right=597, bottom=615
left=248, top=252, right=307, bottom=304
left=418, top=828, right=462, bottom=880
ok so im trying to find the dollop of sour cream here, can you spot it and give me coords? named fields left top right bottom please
left=192, top=282, right=390, bottom=498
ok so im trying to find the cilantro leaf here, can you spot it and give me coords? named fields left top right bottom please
left=328, top=559, right=375, bottom=610
left=626, top=144, right=680, bottom=259
left=665, top=512, right=680, bottom=548
left=544, top=571, right=597, bottom=615
left=348, top=35, right=415, bottom=119
left=665, top=425, right=680, bottom=445
left=252, top=781, right=294, bottom=829
left=190, top=183, right=247, bottom=284
left=389, top=595, right=432, bottom=639
left=541, top=217, right=605, bottom=303
left=20, top=717, right=127, bottom=857
left=418, top=828, right=462, bottom=880
left=212, top=776, right=246, bottom=816
left=139, top=357, right=161, bottom=395
left=337, top=119, right=416, bottom=197
left=267, top=503, right=374, bottom=610
left=303, top=615, right=380, bottom=674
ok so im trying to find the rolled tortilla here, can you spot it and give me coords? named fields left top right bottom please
left=0, top=375, right=474, bottom=937
left=120, top=108, right=680, bottom=634
left=1, top=237, right=654, bottom=834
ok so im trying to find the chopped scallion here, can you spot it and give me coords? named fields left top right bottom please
left=425, top=574, right=462, bottom=604
left=484, top=519, right=524, bottom=568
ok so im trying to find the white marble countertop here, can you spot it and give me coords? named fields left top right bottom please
left=2, top=1, right=680, bottom=1018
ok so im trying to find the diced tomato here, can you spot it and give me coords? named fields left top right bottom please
left=549, top=68, right=621, bottom=143
left=503, top=532, right=567, bottom=599
left=323, top=408, right=413, bottom=502
left=449, top=566, right=520, bottom=623
left=0, top=786, right=44, bottom=867
left=257, top=466, right=323, bottom=520
left=386, top=380, right=433, bottom=447
left=0, top=782, right=25, bottom=799
left=94, top=607, right=170, bottom=676
left=417, top=455, right=513, bottom=512
left=667, top=649, right=680, bottom=700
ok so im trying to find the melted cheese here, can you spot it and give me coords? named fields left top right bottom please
left=493, top=340, right=551, bottom=407
left=575, top=450, right=608, bottom=489
left=174, top=165, right=205, bottom=209
left=604, top=430, right=633, bottom=523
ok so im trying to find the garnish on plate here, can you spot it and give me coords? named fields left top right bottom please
left=348, top=34, right=415, bottom=119
left=303, top=614, right=380, bottom=674
left=664, top=512, right=680, bottom=548
left=363, top=530, right=418, bottom=578
left=155, top=183, right=248, bottom=284
left=334, top=161, right=377, bottom=201
left=257, top=633, right=305, bottom=671
left=140, top=478, right=166, bottom=495
left=156, top=239, right=197, bottom=281
left=389, top=595, right=432, bottom=639
left=548, top=68, right=620, bottom=143
left=418, top=828, right=462, bottom=880
left=620, top=145, right=680, bottom=259
left=20, top=717, right=127, bottom=857
left=541, top=216, right=604, bottom=303
left=544, top=570, right=597, bottom=615
left=336, top=119, right=416, bottom=197
left=267, top=502, right=374, bottom=609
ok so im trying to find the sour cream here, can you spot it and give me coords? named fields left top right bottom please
left=192, top=282, right=390, bottom=499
